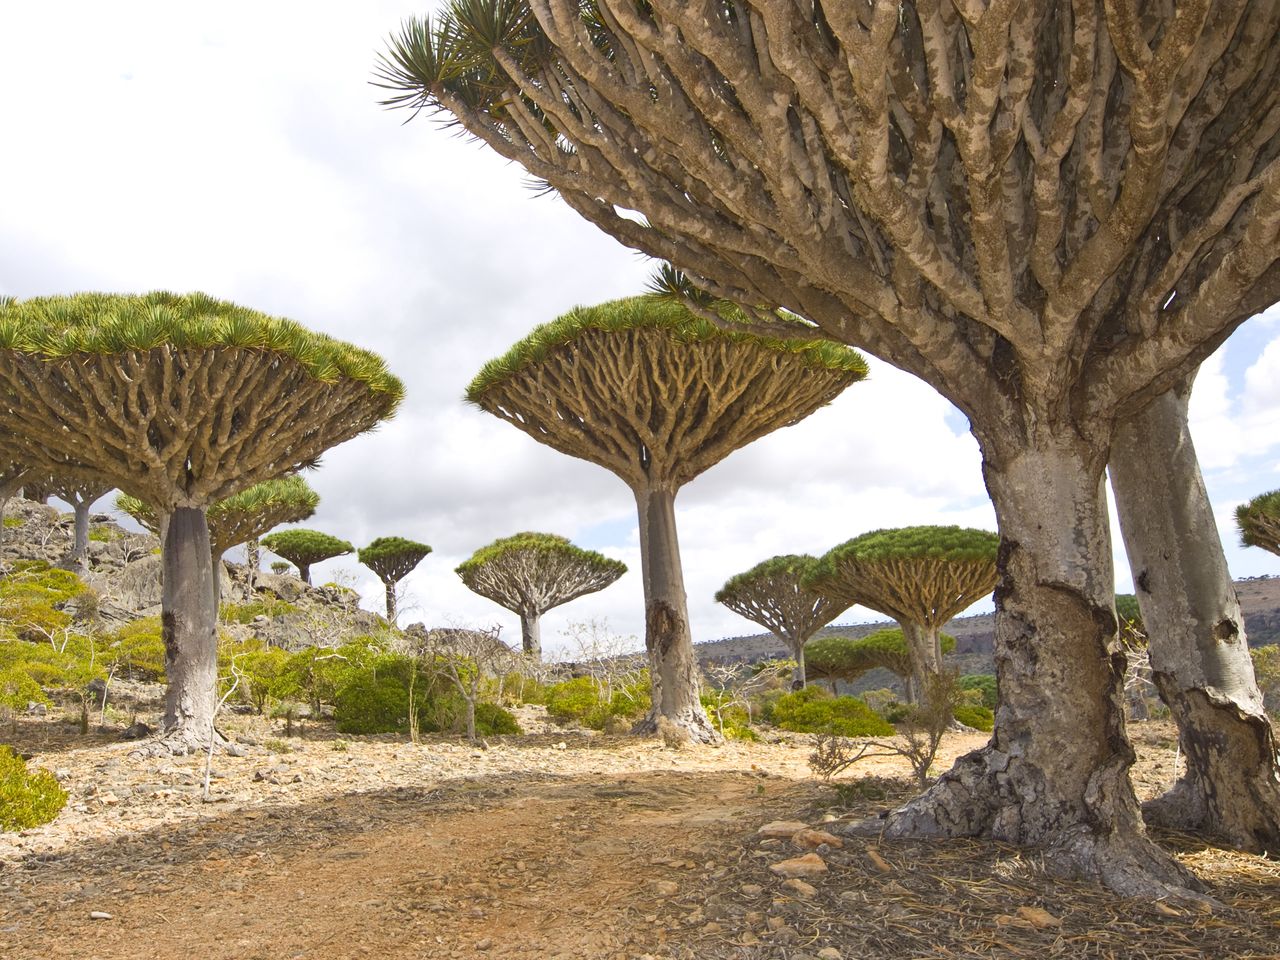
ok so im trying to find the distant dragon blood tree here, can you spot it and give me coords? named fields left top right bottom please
left=34, top=474, right=113, bottom=565
left=0, top=455, right=27, bottom=545
left=715, top=554, right=846, bottom=688
left=0, top=292, right=401, bottom=753
left=261, top=529, right=354, bottom=586
left=1238, top=491, right=1280, bottom=557
left=806, top=527, right=998, bottom=702
left=467, top=296, right=866, bottom=741
left=358, top=536, right=432, bottom=624
left=456, top=532, right=626, bottom=660
left=806, top=628, right=957, bottom=695
left=118, top=474, right=320, bottom=604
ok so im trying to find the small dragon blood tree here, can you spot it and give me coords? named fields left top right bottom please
left=466, top=296, right=867, bottom=742
left=0, top=291, right=401, bottom=752
left=1238, top=490, right=1280, bottom=557
left=806, top=628, right=958, bottom=697
left=261, top=528, right=355, bottom=586
left=0, top=453, right=28, bottom=546
left=806, top=526, right=998, bottom=702
left=118, top=474, right=320, bottom=604
left=716, top=554, right=847, bottom=688
left=33, top=473, right=113, bottom=566
left=456, top=532, right=626, bottom=661
left=358, top=536, right=432, bottom=624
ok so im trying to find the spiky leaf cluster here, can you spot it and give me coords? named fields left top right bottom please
left=1237, top=490, right=1280, bottom=557
left=806, top=526, right=1000, bottom=627
left=806, top=629, right=958, bottom=684
left=260, top=529, right=354, bottom=569
left=456, top=532, right=626, bottom=616
left=0, top=292, right=402, bottom=507
left=466, top=297, right=866, bottom=488
left=715, top=554, right=846, bottom=644
left=359, top=536, right=433, bottom=584
left=117, top=476, right=320, bottom=555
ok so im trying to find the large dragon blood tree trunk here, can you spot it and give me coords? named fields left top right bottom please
left=632, top=483, right=716, bottom=744
left=160, top=506, right=223, bottom=754
left=518, top=610, right=542, bottom=661
left=1111, top=383, right=1280, bottom=852
left=880, top=431, right=1201, bottom=899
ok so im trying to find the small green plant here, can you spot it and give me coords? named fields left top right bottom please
left=771, top=686, right=895, bottom=737
left=957, top=674, right=997, bottom=709
left=0, top=745, right=67, bottom=831
left=263, top=738, right=292, bottom=754
left=544, top=674, right=651, bottom=730
left=2, top=516, right=22, bottom=529
left=219, top=599, right=299, bottom=624
left=87, top=524, right=117, bottom=543
left=331, top=739, right=349, bottom=752
left=0, top=668, right=49, bottom=729
left=954, top=704, right=994, bottom=731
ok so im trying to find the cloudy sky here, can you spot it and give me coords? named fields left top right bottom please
left=2, top=4, right=1278, bottom=657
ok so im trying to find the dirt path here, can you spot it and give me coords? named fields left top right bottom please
left=3, top=766, right=815, bottom=960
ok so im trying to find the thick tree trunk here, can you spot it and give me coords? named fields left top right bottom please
left=868, top=438, right=1204, bottom=900
left=384, top=577, right=397, bottom=624
left=787, top=632, right=807, bottom=688
left=899, top=621, right=938, bottom=704
left=72, top=501, right=90, bottom=564
left=245, top=538, right=260, bottom=594
left=520, top=611, right=542, bottom=661
left=210, top=549, right=226, bottom=611
left=1112, top=384, right=1280, bottom=853
left=153, top=506, right=224, bottom=755
left=297, top=562, right=311, bottom=585
left=630, top=483, right=716, bottom=743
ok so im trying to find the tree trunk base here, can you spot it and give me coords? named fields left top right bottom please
left=1141, top=686, right=1280, bottom=854
left=631, top=709, right=721, bottom=745
left=844, top=744, right=1215, bottom=905
left=131, top=722, right=244, bottom=758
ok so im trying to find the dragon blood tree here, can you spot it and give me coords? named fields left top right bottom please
left=715, top=555, right=846, bottom=688
left=261, top=528, right=354, bottom=586
left=30, top=473, right=113, bottom=566
left=806, top=527, right=998, bottom=703
left=0, top=454, right=28, bottom=546
left=456, top=532, right=626, bottom=661
left=0, top=292, right=401, bottom=751
left=1238, top=491, right=1280, bottom=557
left=118, top=474, right=320, bottom=604
left=806, top=629, right=957, bottom=699
left=358, top=536, right=432, bottom=624
left=381, top=1, right=1280, bottom=896
left=467, top=296, right=866, bottom=741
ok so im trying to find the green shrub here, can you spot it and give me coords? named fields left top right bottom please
left=473, top=701, right=521, bottom=736
left=219, top=598, right=298, bottom=624
left=544, top=674, right=650, bottom=730
left=333, top=659, right=522, bottom=737
left=0, top=562, right=85, bottom=640
left=2, top=517, right=22, bottom=529
left=334, top=668, right=412, bottom=734
left=0, top=745, right=67, bottom=831
left=957, top=674, right=997, bottom=709
left=0, top=668, right=48, bottom=726
left=103, top=618, right=167, bottom=681
left=701, top=695, right=758, bottom=740
left=954, top=704, right=994, bottom=732
left=88, top=524, right=118, bottom=543
left=770, top=686, right=895, bottom=737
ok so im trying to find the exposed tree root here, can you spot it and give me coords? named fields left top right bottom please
left=130, top=723, right=244, bottom=759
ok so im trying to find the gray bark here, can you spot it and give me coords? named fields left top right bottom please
left=1112, top=384, right=1280, bottom=853
left=296, top=562, right=312, bottom=585
left=789, top=633, right=806, bottom=689
left=211, top=549, right=225, bottom=611
left=72, top=502, right=91, bottom=564
left=158, top=506, right=221, bottom=754
left=0, top=497, right=7, bottom=546
left=384, top=578, right=397, bottom=624
left=630, top=483, right=716, bottom=743
left=900, top=622, right=938, bottom=704
left=872, top=439, right=1204, bottom=901
left=245, top=538, right=260, bottom=594
left=519, top=611, right=542, bottom=661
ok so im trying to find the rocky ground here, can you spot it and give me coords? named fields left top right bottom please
left=2, top=708, right=1278, bottom=960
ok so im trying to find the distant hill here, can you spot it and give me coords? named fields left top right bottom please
left=699, top=575, right=1280, bottom=676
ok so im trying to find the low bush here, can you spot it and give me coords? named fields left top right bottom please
left=219, top=598, right=298, bottom=624
left=0, top=745, right=67, bottom=831
left=957, top=674, right=997, bottom=709
left=472, top=701, right=521, bottom=736
left=103, top=618, right=167, bottom=681
left=544, top=674, right=650, bottom=730
left=333, top=658, right=521, bottom=738
left=770, top=686, right=895, bottom=737
left=0, top=668, right=48, bottom=727
left=954, top=704, right=995, bottom=731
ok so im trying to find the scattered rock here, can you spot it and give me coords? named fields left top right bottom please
left=1016, top=905, right=1061, bottom=928
left=740, top=883, right=764, bottom=897
left=88, top=911, right=113, bottom=920
left=781, top=878, right=818, bottom=898
left=769, top=854, right=828, bottom=879
left=120, top=721, right=153, bottom=741
left=793, top=828, right=843, bottom=849
left=817, top=949, right=842, bottom=960
left=867, top=847, right=893, bottom=872
left=653, top=880, right=680, bottom=897
left=756, top=820, right=809, bottom=839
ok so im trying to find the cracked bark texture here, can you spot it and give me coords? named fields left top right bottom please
left=1112, top=382, right=1280, bottom=853
left=457, top=533, right=626, bottom=661
left=385, top=1, right=1280, bottom=895
left=466, top=299, right=865, bottom=741
left=715, top=554, right=846, bottom=687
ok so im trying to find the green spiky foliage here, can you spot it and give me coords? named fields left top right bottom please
left=1237, top=490, right=1280, bottom=557
left=456, top=532, right=626, bottom=659
left=0, top=291, right=400, bottom=749
left=117, top=476, right=320, bottom=557
left=261, top=529, right=354, bottom=586
left=806, top=628, right=958, bottom=687
left=715, top=554, right=847, bottom=687
left=806, top=526, right=998, bottom=701
left=359, top=536, right=433, bottom=624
